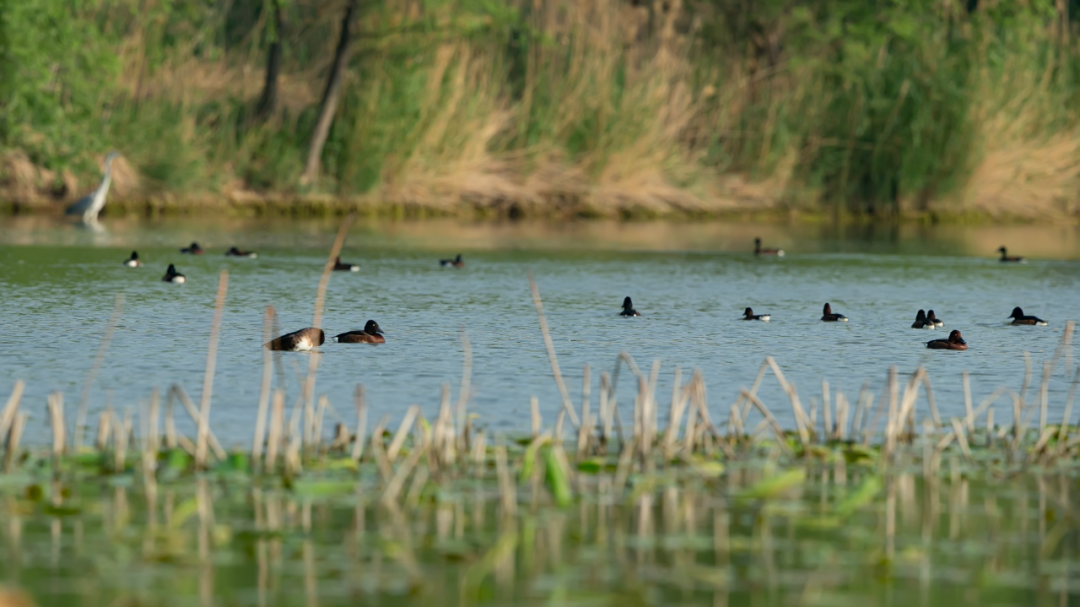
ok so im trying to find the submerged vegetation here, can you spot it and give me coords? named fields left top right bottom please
left=2, top=0, right=1080, bottom=220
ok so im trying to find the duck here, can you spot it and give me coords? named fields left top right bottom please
left=333, top=320, right=385, bottom=344
left=123, top=251, right=142, bottom=268
left=998, top=246, right=1025, bottom=263
left=180, top=242, right=204, bottom=255
left=619, top=297, right=641, bottom=317
left=162, top=264, right=186, bottom=284
left=754, top=237, right=784, bottom=257
left=333, top=256, right=360, bottom=272
left=926, top=309, right=944, bottom=327
left=911, top=309, right=934, bottom=329
left=741, top=307, right=770, bottom=321
left=225, top=247, right=257, bottom=258
left=927, top=330, right=968, bottom=350
left=265, top=328, right=325, bottom=351
left=820, top=303, right=847, bottom=322
left=440, top=254, right=464, bottom=268
left=1008, top=307, right=1048, bottom=326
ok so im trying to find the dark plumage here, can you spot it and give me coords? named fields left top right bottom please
left=926, top=310, right=944, bottom=327
left=821, top=303, right=847, bottom=322
left=225, top=247, right=257, bottom=258
left=741, top=307, right=771, bottom=321
left=998, top=246, right=1025, bottom=263
left=440, top=254, right=464, bottom=268
left=1008, top=307, right=1047, bottom=326
left=265, top=328, right=326, bottom=351
left=911, top=309, right=934, bottom=329
left=123, top=251, right=142, bottom=267
left=927, top=330, right=968, bottom=350
left=333, top=256, right=359, bottom=272
left=162, top=264, right=186, bottom=283
left=180, top=242, right=204, bottom=255
left=751, top=236, right=786, bottom=254
left=619, top=297, right=640, bottom=317
left=334, top=320, right=385, bottom=344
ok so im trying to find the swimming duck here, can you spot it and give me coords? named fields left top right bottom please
left=911, top=309, right=934, bottom=329
left=821, top=303, right=847, bottom=322
left=741, top=307, right=771, bottom=321
left=162, top=264, right=186, bottom=284
left=998, top=246, right=1025, bottom=263
left=180, top=242, right=204, bottom=255
left=926, top=310, right=944, bottom=327
left=754, top=237, right=784, bottom=257
left=265, top=328, right=325, bottom=351
left=619, top=297, right=641, bottom=317
left=123, top=251, right=142, bottom=268
left=440, top=254, right=464, bottom=268
left=1008, top=307, right=1047, bottom=326
left=927, top=329, right=967, bottom=350
left=333, top=256, right=360, bottom=272
left=333, top=320, right=385, bottom=344
left=225, top=247, right=257, bottom=258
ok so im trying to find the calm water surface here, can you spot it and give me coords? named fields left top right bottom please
left=2, top=217, right=1078, bottom=443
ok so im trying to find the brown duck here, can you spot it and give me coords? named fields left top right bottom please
left=334, top=320, right=385, bottom=344
left=265, top=328, right=325, bottom=351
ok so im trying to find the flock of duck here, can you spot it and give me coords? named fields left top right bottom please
left=120, top=239, right=1045, bottom=353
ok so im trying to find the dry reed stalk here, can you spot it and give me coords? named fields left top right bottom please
left=646, top=359, right=660, bottom=447
left=301, top=214, right=357, bottom=439
left=822, top=380, right=832, bottom=440
left=531, top=396, right=541, bottom=439
left=740, top=390, right=793, bottom=456
left=599, top=372, right=611, bottom=448
left=576, top=365, right=592, bottom=457
left=195, top=270, right=229, bottom=470
left=382, top=443, right=428, bottom=505
left=1039, top=360, right=1051, bottom=433
left=352, top=385, right=367, bottom=462
left=527, top=272, right=580, bottom=429
left=172, top=385, right=227, bottom=461
left=47, top=392, right=65, bottom=457
left=1011, top=393, right=1023, bottom=452
left=809, top=399, right=818, bottom=441
left=438, top=384, right=455, bottom=466
left=74, top=293, right=124, bottom=453
left=494, top=441, right=516, bottom=517
left=285, top=418, right=303, bottom=475
left=1060, top=366, right=1080, bottom=447
left=894, top=369, right=926, bottom=445
left=612, top=435, right=635, bottom=498
left=963, top=371, right=974, bottom=433
left=1021, top=352, right=1033, bottom=405
left=96, top=408, right=113, bottom=452
left=456, top=332, right=472, bottom=455
left=986, top=409, right=995, bottom=447
left=554, top=410, right=566, bottom=447
left=370, top=414, right=392, bottom=481
left=949, top=418, right=973, bottom=463
left=728, top=404, right=742, bottom=440
left=663, top=372, right=688, bottom=455
left=883, top=367, right=900, bottom=457
left=1032, top=426, right=1057, bottom=456
left=765, top=357, right=810, bottom=445
left=314, top=395, right=330, bottom=450
left=0, top=380, right=24, bottom=449
left=253, top=306, right=275, bottom=468
left=404, top=464, right=430, bottom=510
left=852, top=382, right=870, bottom=440
left=920, top=373, right=943, bottom=430
left=114, top=409, right=131, bottom=472
left=387, top=405, right=420, bottom=462
left=265, top=389, right=284, bottom=471
left=741, top=359, right=771, bottom=421
left=471, top=431, right=487, bottom=474
left=835, top=391, right=849, bottom=441
left=142, top=391, right=159, bottom=477
left=4, top=412, right=28, bottom=472
left=164, top=389, right=177, bottom=450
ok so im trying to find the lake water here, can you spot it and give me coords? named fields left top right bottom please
left=2, top=217, right=1078, bottom=444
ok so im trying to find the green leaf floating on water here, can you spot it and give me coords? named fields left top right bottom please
left=165, top=449, right=191, bottom=472
left=736, top=469, right=806, bottom=500
left=293, top=479, right=357, bottom=498
left=543, top=447, right=572, bottom=508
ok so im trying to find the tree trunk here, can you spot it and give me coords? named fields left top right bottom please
left=300, top=0, right=358, bottom=185
left=254, top=0, right=284, bottom=121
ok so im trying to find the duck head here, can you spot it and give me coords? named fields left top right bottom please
left=364, top=320, right=383, bottom=335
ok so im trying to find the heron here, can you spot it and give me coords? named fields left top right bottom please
left=65, top=152, right=121, bottom=223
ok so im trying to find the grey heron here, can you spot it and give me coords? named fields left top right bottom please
left=65, top=152, right=121, bottom=223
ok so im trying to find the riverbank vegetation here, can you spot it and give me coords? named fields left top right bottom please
left=2, top=0, right=1080, bottom=220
